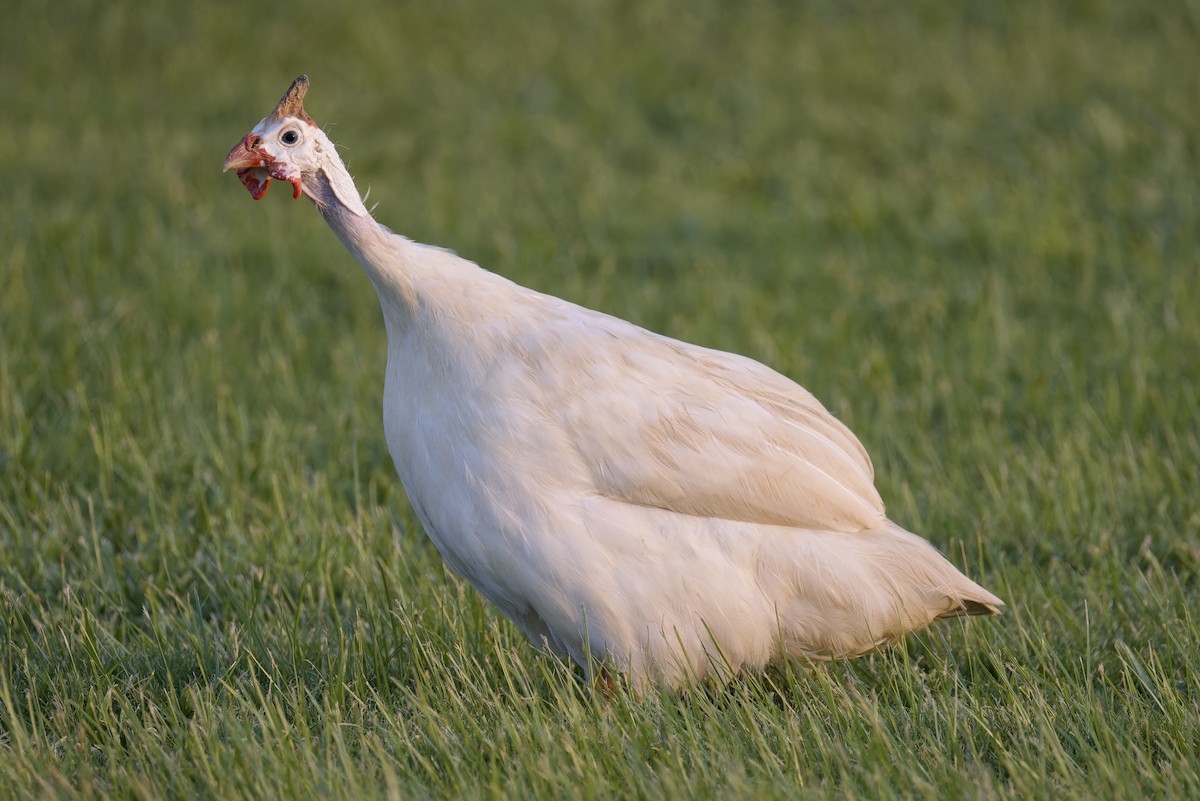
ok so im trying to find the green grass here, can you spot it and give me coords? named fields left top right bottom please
left=2, top=0, right=1199, bottom=797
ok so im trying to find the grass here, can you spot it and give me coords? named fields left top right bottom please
left=2, top=0, right=1198, bottom=797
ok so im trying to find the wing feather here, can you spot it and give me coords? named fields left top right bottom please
left=555, top=321, right=886, bottom=533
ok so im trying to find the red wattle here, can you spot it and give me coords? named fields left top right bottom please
left=236, top=168, right=271, bottom=200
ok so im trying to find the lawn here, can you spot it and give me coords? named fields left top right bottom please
left=1, top=0, right=1198, bottom=798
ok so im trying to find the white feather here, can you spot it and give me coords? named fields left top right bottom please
left=233, top=89, right=1003, bottom=687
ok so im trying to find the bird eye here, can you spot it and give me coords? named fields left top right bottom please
left=281, top=130, right=300, bottom=145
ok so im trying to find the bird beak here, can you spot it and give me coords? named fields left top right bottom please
left=223, top=133, right=267, bottom=172
left=224, top=133, right=275, bottom=201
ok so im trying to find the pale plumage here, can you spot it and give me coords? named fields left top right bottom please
left=225, top=76, right=1003, bottom=688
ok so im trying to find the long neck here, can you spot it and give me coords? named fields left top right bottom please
left=303, top=144, right=419, bottom=329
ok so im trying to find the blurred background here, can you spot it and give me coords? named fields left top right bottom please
left=0, top=0, right=1198, bottom=794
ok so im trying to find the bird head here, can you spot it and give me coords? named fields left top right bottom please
left=223, top=75, right=322, bottom=201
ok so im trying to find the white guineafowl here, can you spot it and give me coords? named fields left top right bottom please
left=224, top=76, right=1002, bottom=688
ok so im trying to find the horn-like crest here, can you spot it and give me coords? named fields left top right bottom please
left=271, top=75, right=314, bottom=125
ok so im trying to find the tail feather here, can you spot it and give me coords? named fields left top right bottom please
left=872, top=522, right=1006, bottom=623
left=938, top=596, right=1005, bottom=619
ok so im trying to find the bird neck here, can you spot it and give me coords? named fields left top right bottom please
left=309, top=136, right=370, bottom=217
left=304, top=147, right=419, bottom=328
